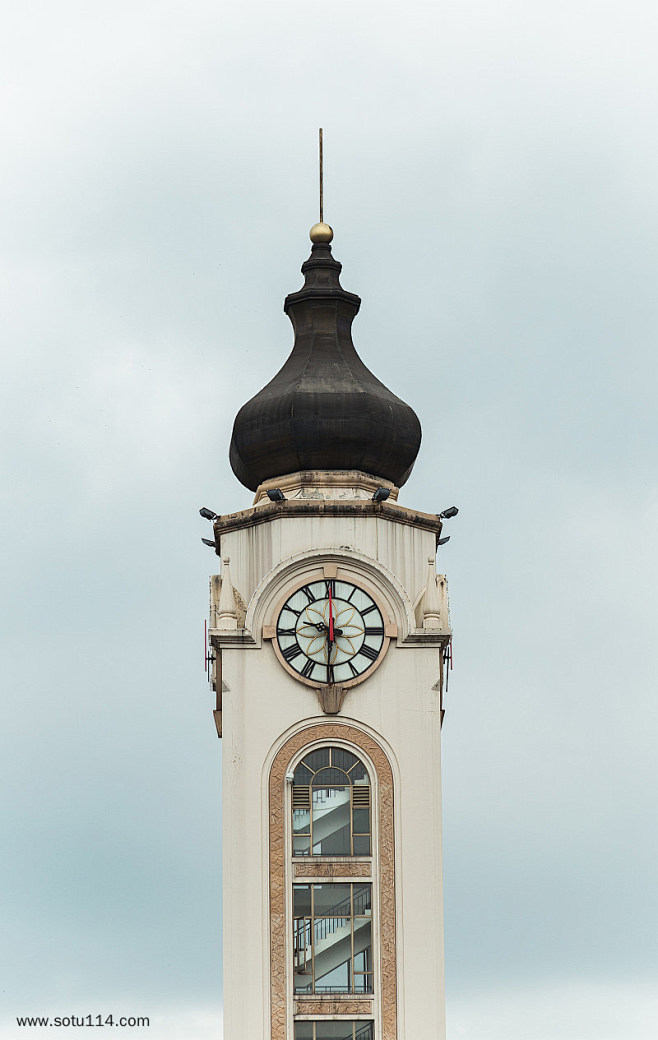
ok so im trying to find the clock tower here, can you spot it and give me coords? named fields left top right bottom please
left=205, top=221, right=452, bottom=1040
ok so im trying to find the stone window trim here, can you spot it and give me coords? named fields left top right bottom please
left=269, top=723, right=397, bottom=1040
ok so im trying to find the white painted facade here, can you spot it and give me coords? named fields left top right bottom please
left=209, top=473, right=451, bottom=1040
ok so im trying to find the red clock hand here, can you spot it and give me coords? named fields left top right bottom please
left=328, top=586, right=334, bottom=642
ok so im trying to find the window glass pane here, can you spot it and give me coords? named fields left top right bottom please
left=350, top=761, right=369, bottom=782
left=293, top=810, right=311, bottom=835
left=294, top=764, right=313, bottom=784
left=311, top=1022, right=374, bottom=1040
left=303, top=748, right=330, bottom=771
left=313, top=767, right=350, bottom=786
left=307, top=914, right=349, bottom=994
left=352, top=835, right=371, bottom=856
left=314, top=1022, right=354, bottom=1039
left=354, top=945, right=371, bottom=973
left=353, top=974, right=373, bottom=994
left=293, top=885, right=312, bottom=916
left=353, top=1026, right=374, bottom=1040
left=312, top=883, right=351, bottom=916
left=352, top=808, right=370, bottom=833
left=353, top=919, right=372, bottom=982
left=331, top=748, right=358, bottom=772
left=293, top=1024, right=314, bottom=1040
left=312, top=785, right=351, bottom=855
left=293, top=915, right=312, bottom=993
left=352, top=885, right=372, bottom=913
left=313, top=826, right=351, bottom=856
left=293, top=974, right=313, bottom=994
left=312, top=784, right=350, bottom=810
left=293, top=836, right=310, bottom=855
left=293, top=808, right=311, bottom=834
left=315, top=957, right=349, bottom=993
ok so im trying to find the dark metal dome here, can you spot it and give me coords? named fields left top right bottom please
left=229, top=239, right=422, bottom=492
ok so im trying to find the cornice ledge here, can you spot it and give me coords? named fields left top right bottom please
left=212, top=498, right=443, bottom=536
left=208, top=628, right=259, bottom=649
left=399, top=629, right=451, bottom=647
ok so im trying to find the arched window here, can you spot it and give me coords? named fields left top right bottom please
left=292, top=746, right=371, bottom=857
left=272, top=726, right=395, bottom=1039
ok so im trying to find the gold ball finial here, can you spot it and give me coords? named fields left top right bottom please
left=310, top=222, right=333, bottom=244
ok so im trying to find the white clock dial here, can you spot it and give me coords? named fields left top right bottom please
left=276, top=579, right=385, bottom=685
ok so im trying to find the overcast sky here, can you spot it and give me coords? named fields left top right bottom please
left=1, top=1, right=657, bottom=1038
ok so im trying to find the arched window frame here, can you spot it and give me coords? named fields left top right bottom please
left=285, top=738, right=380, bottom=1036
left=268, top=723, right=397, bottom=1040
left=291, top=744, right=373, bottom=859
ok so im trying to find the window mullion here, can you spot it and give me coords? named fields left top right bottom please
left=310, top=887, right=315, bottom=994
left=350, top=883, right=354, bottom=995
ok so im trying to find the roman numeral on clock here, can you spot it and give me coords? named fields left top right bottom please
left=300, top=659, right=315, bottom=679
left=359, top=643, right=379, bottom=662
left=300, top=585, right=315, bottom=603
left=324, top=579, right=336, bottom=597
left=360, top=603, right=377, bottom=616
left=277, top=627, right=297, bottom=637
left=282, top=643, right=302, bottom=662
left=364, top=626, right=384, bottom=636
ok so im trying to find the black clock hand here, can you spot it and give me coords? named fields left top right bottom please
left=325, top=628, right=344, bottom=663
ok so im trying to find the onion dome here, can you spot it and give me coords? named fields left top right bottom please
left=229, top=228, right=422, bottom=493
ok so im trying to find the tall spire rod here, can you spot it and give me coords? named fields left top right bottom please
left=319, top=127, right=324, bottom=223
left=309, top=130, right=332, bottom=244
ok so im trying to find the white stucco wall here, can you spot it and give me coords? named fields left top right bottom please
left=213, top=509, right=448, bottom=1040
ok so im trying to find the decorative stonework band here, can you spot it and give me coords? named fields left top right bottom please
left=269, top=723, right=397, bottom=1040
left=294, top=861, right=372, bottom=878
left=295, top=1000, right=374, bottom=1017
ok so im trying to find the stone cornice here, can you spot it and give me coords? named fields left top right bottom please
left=212, top=498, right=444, bottom=542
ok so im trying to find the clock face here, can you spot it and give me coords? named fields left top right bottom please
left=276, top=578, right=386, bottom=685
